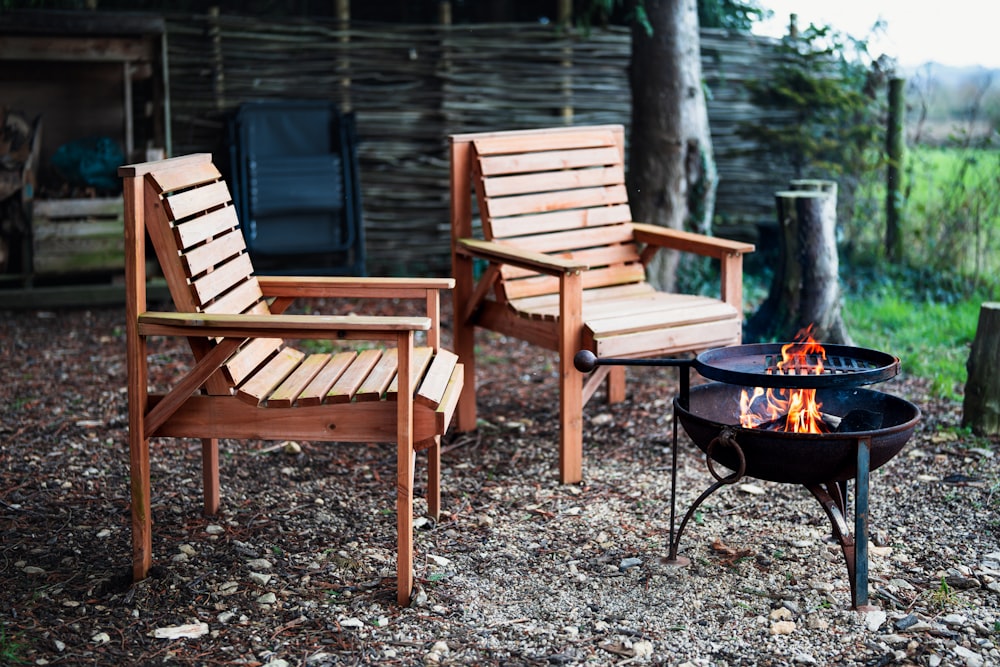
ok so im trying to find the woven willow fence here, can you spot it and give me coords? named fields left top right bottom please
left=165, top=14, right=794, bottom=275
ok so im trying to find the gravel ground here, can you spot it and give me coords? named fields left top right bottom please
left=1, top=301, right=998, bottom=666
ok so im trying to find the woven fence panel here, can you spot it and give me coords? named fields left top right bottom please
left=165, top=15, right=793, bottom=275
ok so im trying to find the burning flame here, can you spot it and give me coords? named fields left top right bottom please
left=739, top=325, right=829, bottom=434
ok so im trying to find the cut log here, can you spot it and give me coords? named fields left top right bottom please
left=962, top=302, right=1000, bottom=436
left=746, top=187, right=852, bottom=344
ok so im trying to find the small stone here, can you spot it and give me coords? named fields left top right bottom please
left=805, top=616, right=829, bottom=631
left=171, top=552, right=189, bottom=562
left=928, top=655, right=942, bottom=667
left=247, top=558, right=273, bottom=570
left=282, top=441, right=301, bottom=454
left=865, top=610, right=887, bottom=632
left=249, top=572, right=272, bottom=586
left=769, top=607, right=793, bottom=621
left=53, top=640, right=65, bottom=652
left=953, top=645, right=984, bottom=667
left=151, top=623, right=209, bottom=639
left=590, top=413, right=614, bottom=426
left=769, top=620, right=796, bottom=635
left=427, top=554, right=452, bottom=567
left=739, top=483, right=766, bottom=495
left=178, top=544, right=197, bottom=556
left=96, top=528, right=111, bottom=539
left=809, top=580, right=834, bottom=592
left=91, top=632, right=111, bottom=645
left=477, top=514, right=495, bottom=528
left=256, top=593, right=277, bottom=604
left=793, top=654, right=817, bottom=665
left=632, top=640, right=654, bottom=657
left=895, top=614, right=919, bottom=631
left=205, top=524, right=225, bottom=535
left=619, top=557, right=643, bottom=571
left=263, top=660, right=290, bottom=667
left=218, top=611, right=235, bottom=624
left=339, top=617, right=364, bottom=629
left=941, top=613, right=968, bottom=626
left=22, top=566, right=45, bottom=575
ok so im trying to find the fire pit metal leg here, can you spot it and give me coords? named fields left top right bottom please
left=805, top=435, right=874, bottom=610
left=854, top=435, right=872, bottom=609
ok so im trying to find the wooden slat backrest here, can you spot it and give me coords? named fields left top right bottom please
left=471, top=126, right=646, bottom=301
left=141, top=156, right=281, bottom=393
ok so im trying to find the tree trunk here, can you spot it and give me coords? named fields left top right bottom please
left=628, top=0, right=717, bottom=292
left=962, top=302, right=1000, bottom=436
left=885, top=77, right=906, bottom=263
left=746, top=188, right=852, bottom=344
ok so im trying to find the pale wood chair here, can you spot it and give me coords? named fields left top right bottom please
left=450, top=125, right=754, bottom=483
left=120, top=153, right=463, bottom=606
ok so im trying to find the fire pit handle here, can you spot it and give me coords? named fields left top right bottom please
left=705, top=427, right=746, bottom=484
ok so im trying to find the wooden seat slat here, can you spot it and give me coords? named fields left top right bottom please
left=482, top=184, right=628, bottom=220
left=268, top=353, right=331, bottom=407
left=585, top=300, right=739, bottom=337
left=191, top=253, right=255, bottom=305
left=414, top=349, right=460, bottom=408
left=183, top=229, right=248, bottom=277
left=501, top=264, right=647, bottom=301
left=475, top=146, right=620, bottom=176
left=202, top=279, right=268, bottom=317
left=493, top=223, right=636, bottom=256
left=236, top=347, right=306, bottom=405
left=326, top=348, right=383, bottom=403
left=147, top=159, right=223, bottom=194
left=483, top=165, right=625, bottom=198
left=386, top=347, right=435, bottom=401
left=297, top=350, right=358, bottom=406
left=224, top=337, right=285, bottom=386
left=162, top=180, right=232, bottom=221
left=174, top=206, right=241, bottom=249
left=489, top=205, right=632, bottom=238
left=470, top=129, right=618, bottom=157
left=356, top=348, right=400, bottom=402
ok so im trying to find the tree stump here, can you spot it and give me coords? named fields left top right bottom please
left=962, top=302, right=1000, bottom=436
left=746, top=188, right=853, bottom=344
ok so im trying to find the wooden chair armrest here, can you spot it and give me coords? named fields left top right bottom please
left=258, top=276, right=455, bottom=300
left=457, top=238, right=589, bottom=275
left=631, top=223, right=755, bottom=259
left=137, top=311, right=431, bottom=341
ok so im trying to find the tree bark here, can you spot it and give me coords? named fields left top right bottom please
left=746, top=188, right=852, bottom=344
left=627, top=0, right=717, bottom=292
left=962, top=302, right=1000, bottom=436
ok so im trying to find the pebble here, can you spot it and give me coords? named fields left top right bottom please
left=953, top=645, right=984, bottom=667
left=263, top=660, right=290, bottom=667
left=769, top=607, right=793, bottom=621
left=619, top=557, right=643, bottom=571
left=769, top=620, right=796, bottom=635
left=247, top=558, right=273, bottom=570
left=205, top=524, right=225, bottom=535
left=250, top=572, right=272, bottom=586
left=865, top=610, right=887, bottom=632
left=256, top=593, right=277, bottom=604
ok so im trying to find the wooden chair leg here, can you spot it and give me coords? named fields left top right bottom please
left=129, top=432, right=152, bottom=581
left=607, top=366, right=626, bottom=404
left=202, top=438, right=220, bottom=515
left=427, top=437, right=441, bottom=522
left=455, top=320, right=477, bottom=433
left=397, top=437, right=415, bottom=606
left=559, top=351, right=584, bottom=485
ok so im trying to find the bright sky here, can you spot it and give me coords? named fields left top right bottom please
left=754, top=1, right=1000, bottom=69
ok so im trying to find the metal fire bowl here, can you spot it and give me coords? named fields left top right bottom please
left=675, top=383, right=921, bottom=485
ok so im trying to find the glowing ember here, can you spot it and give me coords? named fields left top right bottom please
left=739, top=325, right=830, bottom=433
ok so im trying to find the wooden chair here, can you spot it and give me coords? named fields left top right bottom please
left=120, top=153, right=463, bottom=606
left=450, top=125, right=754, bottom=484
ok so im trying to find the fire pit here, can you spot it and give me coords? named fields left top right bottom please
left=574, top=335, right=921, bottom=609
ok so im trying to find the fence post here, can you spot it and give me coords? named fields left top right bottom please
left=885, top=77, right=906, bottom=263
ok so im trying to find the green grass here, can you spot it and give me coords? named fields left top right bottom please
left=843, top=290, right=981, bottom=400
left=0, top=623, right=26, bottom=665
